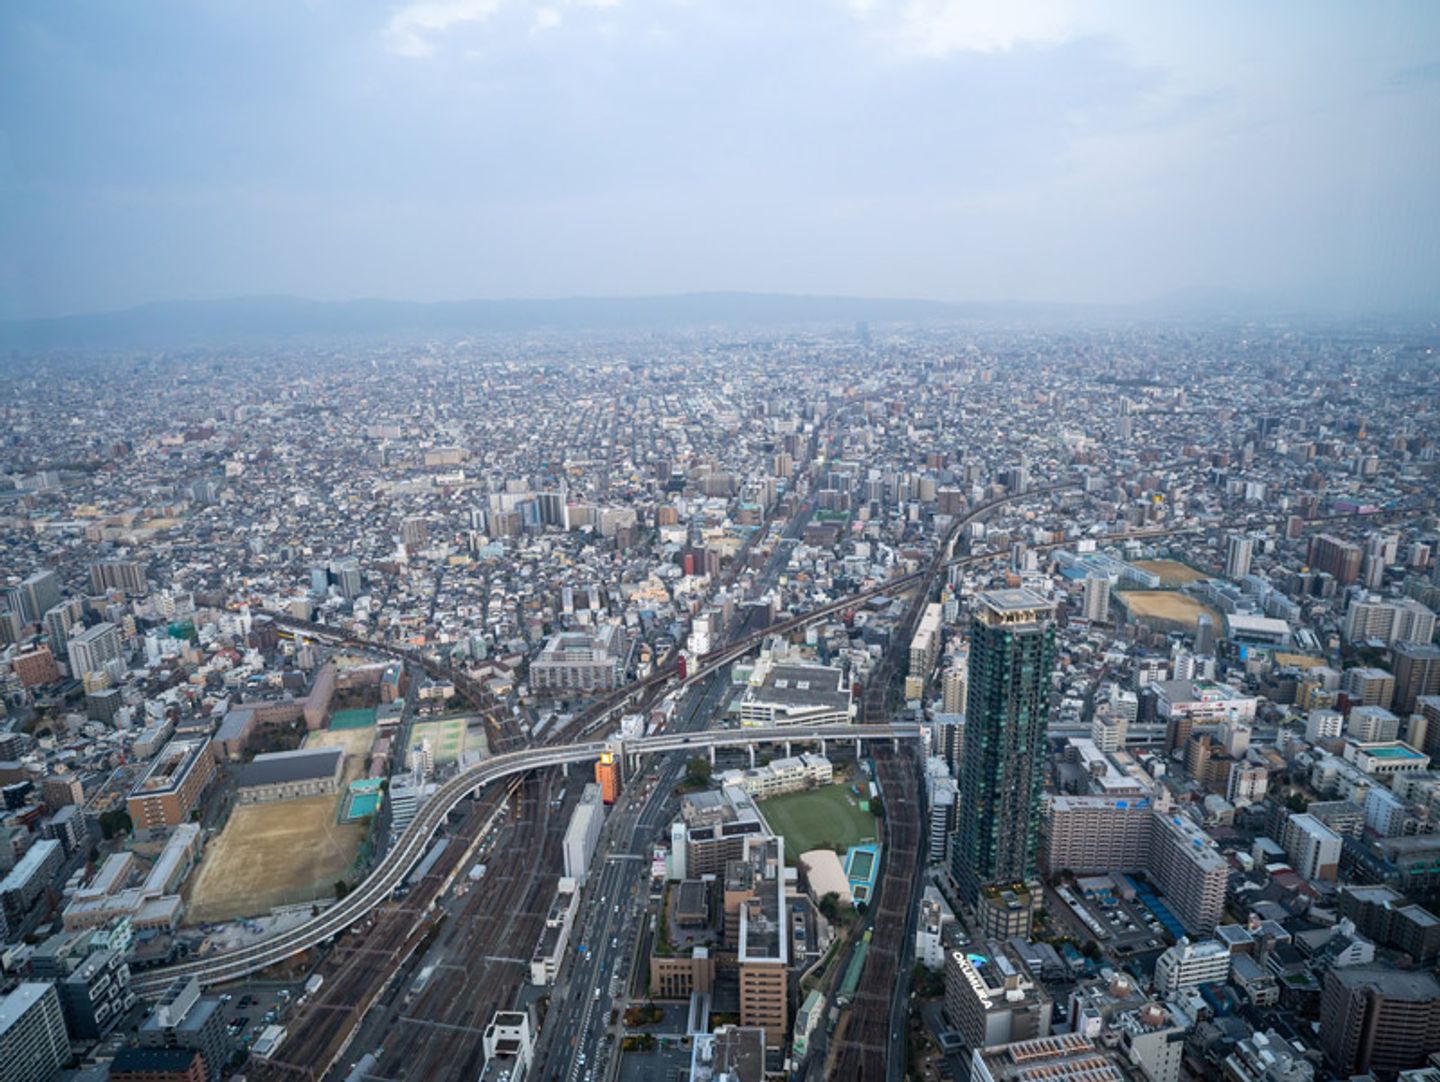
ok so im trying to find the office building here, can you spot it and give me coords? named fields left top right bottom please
left=594, top=748, right=621, bottom=804
left=945, top=943, right=1052, bottom=1050
left=55, top=948, right=135, bottom=1040
left=731, top=838, right=788, bottom=1048
left=0, top=983, right=68, bottom=1082
left=563, top=783, right=605, bottom=881
left=677, top=787, right=769, bottom=877
left=67, top=621, right=123, bottom=681
left=1194, top=613, right=1216, bottom=655
left=1319, top=965, right=1440, bottom=1077
left=330, top=556, right=363, bottom=600
left=1225, top=535, right=1253, bottom=580
left=126, top=739, right=216, bottom=836
left=953, top=590, right=1056, bottom=904
left=1153, top=938, right=1230, bottom=994
left=138, top=978, right=228, bottom=1081
left=1395, top=643, right=1440, bottom=716
left=942, top=663, right=968, bottom=715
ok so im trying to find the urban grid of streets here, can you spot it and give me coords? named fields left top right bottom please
left=0, top=320, right=1438, bottom=1081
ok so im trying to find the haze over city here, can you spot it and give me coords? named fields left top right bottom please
left=3, top=1, right=1439, bottom=322
left=2, top=5, right=1440, bottom=1082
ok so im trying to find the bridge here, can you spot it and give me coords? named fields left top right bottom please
left=130, top=722, right=919, bottom=995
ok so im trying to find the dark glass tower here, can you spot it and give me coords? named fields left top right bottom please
left=952, top=588, right=1056, bottom=903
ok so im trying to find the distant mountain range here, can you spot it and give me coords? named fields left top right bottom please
left=0, top=289, right=1342, bottom=350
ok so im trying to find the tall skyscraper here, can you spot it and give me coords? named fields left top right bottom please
left=1394, top=643, right=1440, bottom=717
left=1225, top=534, right=1253, bottom=580
left=15, top=570, right=62, bottom=625
left=1194, top=614, right=1216, bottom=656
left=1080, top=575, right=1110, bottom=623
left=952, top=589, right=1056, bottom=904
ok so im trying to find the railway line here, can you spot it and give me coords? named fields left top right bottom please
left=247, top=781, right=519, bottom=1081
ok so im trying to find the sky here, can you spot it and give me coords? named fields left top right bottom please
left=1, top=1, right=1438, bottom=319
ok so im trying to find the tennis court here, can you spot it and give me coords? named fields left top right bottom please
left=330, top=707, right=377, bottom=730
left=409, top=717, right=469, bottom=765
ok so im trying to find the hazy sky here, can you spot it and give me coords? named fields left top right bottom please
left=2, top=1, right=1438, bottom=319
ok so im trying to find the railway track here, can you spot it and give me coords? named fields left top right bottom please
left=246, top=784, right=517, bottom=1081
left=367, top=771, right=566, bottom=1081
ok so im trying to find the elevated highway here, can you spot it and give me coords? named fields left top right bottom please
left=132, top=722, right=918, bottom=995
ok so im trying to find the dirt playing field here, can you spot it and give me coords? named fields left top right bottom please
left=303, top=725, right=375, bottom=784
left=1118, top=590, right=1223, bottom=635
left=1131, top=559, right=1209, bottom=586
left=184, top=795, right=366, bottom=923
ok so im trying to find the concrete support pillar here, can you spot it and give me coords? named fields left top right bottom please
left=708, top=744, right=716, bottom=766
left=748, top=744, right=756, bottom=769
left=784, top=741, right=792, bottom=759
left=855, top=736, right=863, bottom=758
left=820, top=738, right=827, bottom=757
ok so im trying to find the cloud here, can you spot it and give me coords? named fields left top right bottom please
left=384, top=0, right=503, bottom=58
left=877, top=0, right=1077, bottom=56
left=532, top=7, right=562, bottom=33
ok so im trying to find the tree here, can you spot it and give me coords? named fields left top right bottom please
left=1286, top=792, right=1309, bottom=814
left=869, top=795, right=885, bottom=819
left=99, top=809, right=133, bottom=839
left=684, top=757, right=712, bottom=788
left=818, top=891, right=841, bottom=922
left=334, top=879, right=350, bottom=900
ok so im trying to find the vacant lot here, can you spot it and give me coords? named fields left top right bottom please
left=185, top=795, right=365, bottom=923
left=1131, top=559, right=1209, bottom=586
left=758, top=783, right=877, bottom=863
left=1118, top=591, right=1223, bottom=635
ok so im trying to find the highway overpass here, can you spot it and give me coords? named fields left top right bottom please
left=131, top=721, right=919, bottom=995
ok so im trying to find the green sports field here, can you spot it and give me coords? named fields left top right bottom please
left=409, top=717, right=470, bottom=765
left=758, top=783, right=878, bottom=863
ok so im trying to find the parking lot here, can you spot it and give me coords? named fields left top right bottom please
left=216, top=982, right=302, bottom=1058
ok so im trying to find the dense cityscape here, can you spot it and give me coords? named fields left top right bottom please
left=0, top=318, right=1433, bottom=1082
